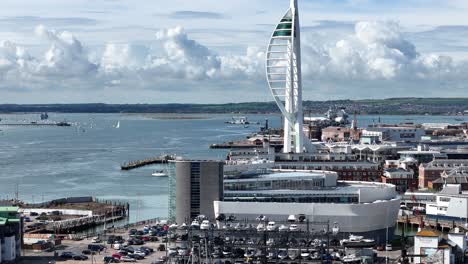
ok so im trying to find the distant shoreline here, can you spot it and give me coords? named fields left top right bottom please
left=0, top=97, right=467, bottom=115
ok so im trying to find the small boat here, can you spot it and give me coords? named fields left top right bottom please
left=300, top=249, right=310, bottom=259
left=151, top=170, right=167, bottom=177
left=342, top=254, right=361, bottom=263
left=190, top=220, right=200, bottom=229
left=278, top=250, right=288, bottom=260
left=56, top=121, right=71, bottom=127
left=288, top=249, right=299, bottom=260
left=340, top=234, right=375, bottom=247
left=115, top=121, right=120, bottom=128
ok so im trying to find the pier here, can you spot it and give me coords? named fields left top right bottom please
left=397, top=215, right=467, bottom=232
left=120, top=154, right=175, bottom=170
left=22, top=197, right=129, bottom=234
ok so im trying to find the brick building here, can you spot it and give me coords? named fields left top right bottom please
left=419, top=159, right=468, bottom=188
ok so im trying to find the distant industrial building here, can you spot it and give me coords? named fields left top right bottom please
left=0, top=207, right=21, bottom=263
left=168, top=160, right=224, bottom=224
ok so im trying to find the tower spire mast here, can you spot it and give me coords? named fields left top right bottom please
left=266, top=0, right=304, bottom=153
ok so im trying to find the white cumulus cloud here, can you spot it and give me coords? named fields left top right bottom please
left=0, top=21, right=468, bottom=100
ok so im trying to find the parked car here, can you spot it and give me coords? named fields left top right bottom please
left=60, top=252, right=74, bottom=259
left=121, top=256, right=136, bottom=262
left=88, top=244, right=106, bottom=252
left=73, top=254, right=88, bottom=261
left=103, top=256, right=120, bottom=263
left=82, top=249, right=93, bottom=255
left=127, top=253, right=144, bottom=260
left=140, top=246, right=154, bottom=253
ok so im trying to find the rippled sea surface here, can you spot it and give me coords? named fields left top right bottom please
left=0, top=113, right=466, bottom=222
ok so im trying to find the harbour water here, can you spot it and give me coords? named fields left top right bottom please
left=0, top=113, right=466, bottom=223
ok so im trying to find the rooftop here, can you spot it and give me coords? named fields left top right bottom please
left=416, top=229, right=440, bottom=237
left=225, top=171, right=336, bottom=182
left=0, top=206, right=19, bottom=212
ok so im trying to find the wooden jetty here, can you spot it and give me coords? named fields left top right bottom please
left=121, top=154, right=175, bottom=170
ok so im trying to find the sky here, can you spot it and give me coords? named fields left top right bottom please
left=1, top=0, right=468, bottom=103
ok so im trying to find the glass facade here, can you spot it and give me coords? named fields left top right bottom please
left=276, top=23, right=292, bottom=30
left=190, top=162, right=201, bottom=219
left=167, top=162, right=176, bottom=222
left=224, top=178, right=325, bottom=191
left=224, top=193, right=359, bottom=204
left=273, top=30, right=292, bottom=37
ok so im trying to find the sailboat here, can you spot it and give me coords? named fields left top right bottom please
left=115, top=121, right=120, bottom=128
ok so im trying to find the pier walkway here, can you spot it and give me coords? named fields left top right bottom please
left=120, top=154, right=175, bottom=170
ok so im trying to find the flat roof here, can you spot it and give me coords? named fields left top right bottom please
left=0, top=206, right=19, bottom=212
left=225, top=171, right=333, bottom=182
left=398, top=150, right=441, bottom=154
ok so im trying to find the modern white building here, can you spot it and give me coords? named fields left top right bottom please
left=362, top=127, right=425, bottom=143
left=214, top=170, right=400, bottom=243
left=425, top=184, right=468, bottom=221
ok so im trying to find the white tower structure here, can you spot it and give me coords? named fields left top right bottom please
left=266, top=0, right=304, bottom=153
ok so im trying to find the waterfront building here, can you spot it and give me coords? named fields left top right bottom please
left=419, top=159, right=468, bottom=188
left=0, top=207, right=21, bottom=263
left=215, top=169, right=400, bottom=242
left=425, top=184, right=468, bottom=222
left=361, top=126, right=425, bottom=143
left=413, top=228, right=465, bottom=264
left=321, top=126, right=361, bottom=142
left=168, top=160, right=224, bottom=224
left=381, top=168, right=417, bottom=193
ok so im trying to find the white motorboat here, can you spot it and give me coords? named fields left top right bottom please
left=278, top=224, right=288, bottom=232
left=200, top=220, right=210, bottom=230
left=300, top=249, right=310, bottom=259
left=342, top=254, right=361, bottom=263
left=151, top=170, right=167, bottom=177
left=190, top=220, right=200, bottom=229
left=340, top=234, right=375, bottom=247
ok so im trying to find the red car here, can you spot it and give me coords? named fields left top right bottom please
left=141, top=236, right=150, bottom=241
left=112, top=253, right=122, bottom=259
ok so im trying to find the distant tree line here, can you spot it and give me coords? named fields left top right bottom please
left=0, top=98, right=468, bottom=115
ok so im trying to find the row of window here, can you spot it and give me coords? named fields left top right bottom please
left=224, top=196, right=359, bottom=204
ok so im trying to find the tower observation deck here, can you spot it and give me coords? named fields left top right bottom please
left=266, top=0, right=305, bottom=153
